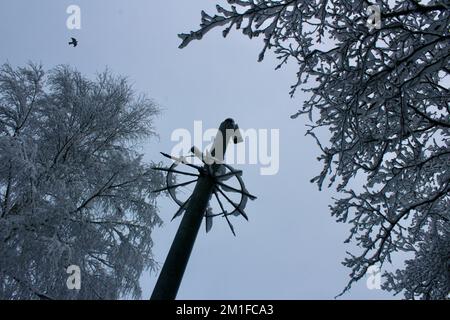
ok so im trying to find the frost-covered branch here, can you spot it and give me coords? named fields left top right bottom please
left=181, top=0, right=450, bottom=299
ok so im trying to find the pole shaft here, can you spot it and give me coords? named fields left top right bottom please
left=150, top=175, right=214, bottom=300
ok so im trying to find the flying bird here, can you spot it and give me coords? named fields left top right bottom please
left=68, top=37, right=78, bottom=47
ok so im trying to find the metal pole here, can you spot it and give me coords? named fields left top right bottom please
left=150, top=119, right=238, bottom=300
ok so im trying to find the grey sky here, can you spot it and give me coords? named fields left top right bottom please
left=0, top=0, right=397, bottom=299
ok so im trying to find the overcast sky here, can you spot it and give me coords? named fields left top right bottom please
left=0, top=0, right=398, bottom=299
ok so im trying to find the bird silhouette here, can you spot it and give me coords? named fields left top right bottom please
left=68, top=37, right=78, bottom=47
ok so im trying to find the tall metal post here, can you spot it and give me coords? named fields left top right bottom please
left=150, top=119, right=238, bottom=300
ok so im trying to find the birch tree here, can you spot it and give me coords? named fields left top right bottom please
left=180, top=0, right=450, bottom=299
left=0, top=63, right=164, bottom=299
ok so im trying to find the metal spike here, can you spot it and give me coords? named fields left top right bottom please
left=224, top=215, right=236, bottom=237
left=171, top=197, right=191, bottom=221
left=151, top=166, right=199, bottom=177
left=215, top=186, right=249, bottom=221
left=216, top=181, right=257, bottom=200
left=205, top=207, right=213, bottom=233
left=160, top=152, right=203, bottom=171
left=215, top=169, right=243, bottom=180
left=152, top=179, right=198, bottom=193
left=213, top=190, right=236, bottom=236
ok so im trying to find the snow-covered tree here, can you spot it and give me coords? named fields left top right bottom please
left=180, top=0, right=450, bottom=299
left=0, top=63, right=164, bottom=299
